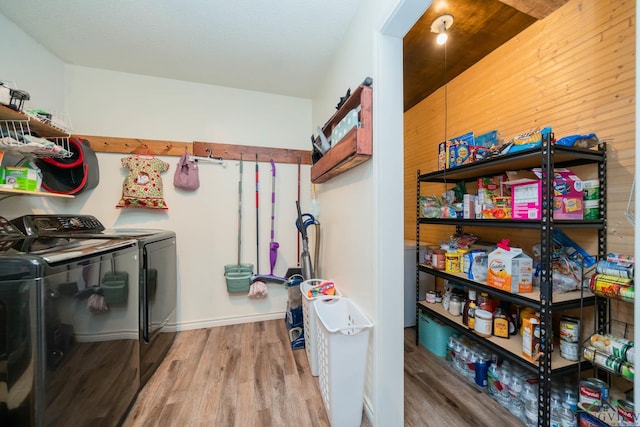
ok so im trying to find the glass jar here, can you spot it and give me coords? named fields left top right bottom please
left=432, top=249, right=446, bottom=270
left=449, top=295, right=463, bottom=316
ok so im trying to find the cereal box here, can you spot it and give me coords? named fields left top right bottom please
left=507, top=169, right=584, bottom=220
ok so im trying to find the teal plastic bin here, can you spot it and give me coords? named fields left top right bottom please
left=418, top=312, right=455, bottom=357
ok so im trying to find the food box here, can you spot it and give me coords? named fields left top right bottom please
left=447, top=132, right=474, bottom=168
left=438, top=141, right=447, bottom=170
left=506, top=168, right=583, bottom=220
left=477, top=174, right=507, bottom=207
left=487, top=246, right=533, bottom=293
left=0, top=167, right=39, bottom=191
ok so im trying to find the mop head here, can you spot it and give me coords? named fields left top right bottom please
left=87, top=293, right=109, bottom=313
left=248, top=280, right=268, bottom=299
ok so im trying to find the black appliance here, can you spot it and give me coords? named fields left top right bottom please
left=11, top=215, right=177, bottom=387
left=0, top=223, right=140, bottom=427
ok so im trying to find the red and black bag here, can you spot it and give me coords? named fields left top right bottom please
left=36, top=138, right=99, bottom=194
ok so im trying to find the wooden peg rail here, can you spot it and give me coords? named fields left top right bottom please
left=74, top=135, right=193, bottom=156
left=73, top=134, right=312, bottom=165
left=193, top=141, right=312, bottom=165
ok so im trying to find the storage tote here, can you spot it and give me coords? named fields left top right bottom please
left=301, top=279, right=341, bottom=376
left=418, top=311, right=455, bottom=357
left=314, top=297, right=373, bottom=427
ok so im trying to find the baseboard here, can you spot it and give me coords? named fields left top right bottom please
left=169, top=311, right=287, bottom=332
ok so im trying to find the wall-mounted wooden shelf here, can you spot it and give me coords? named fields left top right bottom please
left=311, top=84, right=372, bottom=183
left=0, top=188, right=74, bottom=199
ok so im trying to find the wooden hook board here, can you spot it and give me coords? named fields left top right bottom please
left=74, top=135, right=193, bottom=156
left=193, top=141, right=312, bottom=165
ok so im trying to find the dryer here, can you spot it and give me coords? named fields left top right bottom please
left=11, top=215, right=177, bottom=387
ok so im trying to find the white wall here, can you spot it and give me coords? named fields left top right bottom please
left=0, top=13, right=66, bottom=115
left=64, top=66, right=313, bottom=328
left=1, top=1, right=431, bottom=424
left=0, top=20, right=314, bottom=329
left=310, top=0, right=431, bottom=425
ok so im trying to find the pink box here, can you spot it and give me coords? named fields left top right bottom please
left=507, top=169, right=583, bottom=220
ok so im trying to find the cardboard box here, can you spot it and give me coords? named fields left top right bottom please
left=447, top=132, right=474, bottom=168
left=477, top=174, right=507, bottom=206
left=0, top=167, right=38, bottom=191
left=438, top=141, right=447, bottom=170
left=507, top=169, right=584, bottom=220
left=487, top=246, right=533, bottom=293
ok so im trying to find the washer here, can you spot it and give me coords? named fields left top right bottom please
left=0, top=222, right=140, bottom=426
left=11, top=214, right=177, bottom=387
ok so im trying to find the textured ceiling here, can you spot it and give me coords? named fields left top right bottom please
left=0, top=0, right=362, bottom=99
left=0, top=0, right=568, bottom=107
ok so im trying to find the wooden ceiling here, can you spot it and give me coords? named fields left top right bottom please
left=403, top=0, right=568, bottom=111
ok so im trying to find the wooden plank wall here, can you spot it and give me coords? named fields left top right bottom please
left=404, top=0, right=635, bottom=325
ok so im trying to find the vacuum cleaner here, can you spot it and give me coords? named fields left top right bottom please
left=296, top=200, right=320, bottom=280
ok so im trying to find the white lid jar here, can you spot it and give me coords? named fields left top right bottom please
left=474, top=309, right=493, bottom=337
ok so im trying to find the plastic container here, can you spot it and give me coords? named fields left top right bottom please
left=301, top=279, right=341, bottom=376
left=224, top=263, right=254, bottom=293
left=418, top=312, right=455, bottom=357
left=314, top=297, right=373, bottom=427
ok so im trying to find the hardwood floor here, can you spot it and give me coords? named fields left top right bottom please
left=124, top=320, right=521, bottom=426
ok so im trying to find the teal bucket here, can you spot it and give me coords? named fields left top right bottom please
left=224, top=263, right=253, bottom=293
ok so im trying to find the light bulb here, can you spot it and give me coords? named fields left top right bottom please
left=437, top=32, right=448, bottom=45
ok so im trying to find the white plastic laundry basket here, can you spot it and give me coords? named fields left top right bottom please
left=301, top=279, right=341, bottom=376
left=314, top=297, right=373, bottom=427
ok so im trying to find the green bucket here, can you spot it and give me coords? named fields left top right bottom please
left=224, top=263, right=254, bottom=275
left=225, top=271, right=252, bottom=293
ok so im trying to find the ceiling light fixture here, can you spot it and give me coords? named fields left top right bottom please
left=431, top=14, right=454, bottom=46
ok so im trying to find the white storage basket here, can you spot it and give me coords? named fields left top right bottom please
left=301, top=279, right=341, bottom=376
left=314, top=297, right=373, bottom=427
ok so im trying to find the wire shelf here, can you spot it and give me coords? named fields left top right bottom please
left=0, top=120, right=72, bottom=158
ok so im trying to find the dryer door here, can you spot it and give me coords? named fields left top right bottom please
left=141, top=237, right=176, bottom=342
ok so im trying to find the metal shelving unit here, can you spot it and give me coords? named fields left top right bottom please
left=415, top=136, right=607, bottom=427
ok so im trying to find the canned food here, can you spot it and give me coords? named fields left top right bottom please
left=590, top=274, right=635, bottom=303
left=620, top=362, right=635, bottom=381
left=560, top=341, right=579, bottom=361
left=579, top=379, right=602, bottom=410
left=586, top=377, right=610, bottom=403
left=445, top=252, right=461, bottom=273
left=584, top=346, right=622, bottom=375
left=589, top=333, right=635, bottom=363
left=607, top=252, right=635, bottom=264
left=425, top=290, right=437, bottom=304
left=615, top=399, right=636, bottom=426
left=559, top=316, right=580, bottom=343
left=595, top=260, right=634, bottom=279
left=583, top=180, right=600, bottom=200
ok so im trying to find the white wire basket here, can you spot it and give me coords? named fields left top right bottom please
left=314, top=297, right=372, bottom=427
left=301, top=279, right=341, bottom=376
left=0, top=120, right=71, bottom=158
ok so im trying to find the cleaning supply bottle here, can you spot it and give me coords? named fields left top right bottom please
left=462, top=289, right=477, bottom=329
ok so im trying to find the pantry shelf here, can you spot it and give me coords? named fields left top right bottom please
left=418, top=302, right=585, bottom=376
left=419, top=144, right=606, bottom=183
left=415, top=134, right=607, bottom=427
left=417, top=218, right=605, bottom=229
left=418, top=264, right=596, bottom=310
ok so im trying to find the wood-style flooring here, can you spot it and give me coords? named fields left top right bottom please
left=124, top=320, right=521, bottom=426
